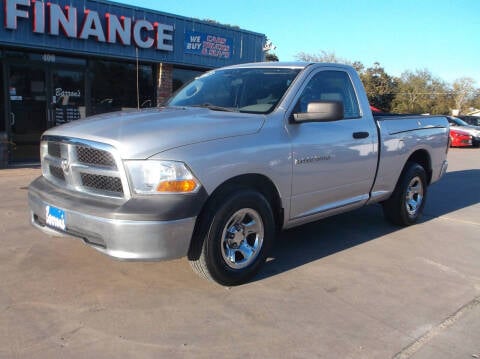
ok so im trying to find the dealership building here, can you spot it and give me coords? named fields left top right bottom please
left=0, top=0, right=265, bottom=165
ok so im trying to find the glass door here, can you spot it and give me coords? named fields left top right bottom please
left=8, top=65, right=48, bottom=163
left=51, top=68, right=86, bottom=126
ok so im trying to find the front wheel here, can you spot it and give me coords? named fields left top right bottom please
left=189, top=190, right=275, bottom=286
left=382, top=162, right=428, bottom=226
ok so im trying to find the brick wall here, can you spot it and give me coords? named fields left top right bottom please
left=157, top=63, right=173, bottom=106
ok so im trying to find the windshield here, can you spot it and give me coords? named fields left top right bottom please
left=449, top=117, right=469, bottom=126
left=168, top=67, right=301, bottom=114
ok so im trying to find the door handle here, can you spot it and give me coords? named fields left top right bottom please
left=9, top=112, right=15, bottom=126
left=353, top=131, right=369, bottom=139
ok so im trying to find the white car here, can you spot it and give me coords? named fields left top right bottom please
left=447, top=116, right=480, bottom=147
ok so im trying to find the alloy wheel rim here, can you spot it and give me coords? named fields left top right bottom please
left=221, top=208, right=264, bottom=270
left=405, top=176, right=424, bottom=216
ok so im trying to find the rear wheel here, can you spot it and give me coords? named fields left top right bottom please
left=382, top=162, right=427, bottom=226
left=189, top=190, right=275, bottom=286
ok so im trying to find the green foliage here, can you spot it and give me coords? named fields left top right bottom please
left=391, top=69, right=451, bottom=114
left=200, top=19, right=240, bottom=29
left=295, top=50, right=351, bottom=64
left=263, top=37, right=278, bottom=62
left=351, top=61, right=365, bottom=73
left=452, top=77, right=477, bottom=114
left=359, top=62, right=397, bottom=112
left=265, top=53, right=279, bottom=62
left=471, top=92, right=480, bottom=111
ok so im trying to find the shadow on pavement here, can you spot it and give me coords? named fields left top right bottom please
left=424, top=169, right=480, bottom=217
left=255, top=169, right=480, bottom=281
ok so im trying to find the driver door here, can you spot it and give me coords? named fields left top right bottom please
left=288, top=69, right=378, bottom=220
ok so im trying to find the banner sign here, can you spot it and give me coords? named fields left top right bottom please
left=184, top=31, right=232, bottom=59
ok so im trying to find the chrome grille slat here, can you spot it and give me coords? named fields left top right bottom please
left=70, top=165, right=119, bottom=177
left=48, top=143, right=61, bottom=158
left=41, top=137, right=129, bottom=199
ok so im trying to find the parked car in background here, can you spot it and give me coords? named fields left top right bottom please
left=458, top=115, right=480, bottom=127
left=449, top=127, right=473, bottom=147
left=447, top=116, right=480, bottom=147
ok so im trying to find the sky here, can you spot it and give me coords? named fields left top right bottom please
left=115, top=0, right=480, bottom=86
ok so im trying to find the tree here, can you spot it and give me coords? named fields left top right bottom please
left=360, top=62, right=397, bottom=111
left=200, top=19, right=240, bottom=29
left=295, top=50, right=349, bottom=64
left=294, top=51, right=365, bottom=73
left=471, top=91, right=480, bottom=111
left=263, top=37, right=278, bottom=62
left=292, top=50, right=479, bottom=114
left=392, top=69, right=450, bottom=114
left=351, top=61, right=365, bottom=73
left=265, top=53, right=279, bottom=62
left=452, top=77, right=476, bottom=114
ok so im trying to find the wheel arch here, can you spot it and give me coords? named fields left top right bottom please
left=187, top=173, right=283, bottom=267
left=406, top=149, right=432, bottom=184
left=205, top=174, right=284, bottom=231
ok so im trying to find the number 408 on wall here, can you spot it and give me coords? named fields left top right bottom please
left=42, top=53, right=56, bottom=63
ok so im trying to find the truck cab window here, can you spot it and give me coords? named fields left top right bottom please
left=296, top=70, right=360, bottom=119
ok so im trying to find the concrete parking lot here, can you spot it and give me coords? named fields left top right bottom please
left=0, top=148, right=479, bottom=359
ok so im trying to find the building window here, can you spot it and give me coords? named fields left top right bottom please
left=90, top=60, right=155, bottom=115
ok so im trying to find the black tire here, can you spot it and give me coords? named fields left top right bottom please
left=188, top=190, right=275, bottom=286
left=382, top=162, right=428, bottom=226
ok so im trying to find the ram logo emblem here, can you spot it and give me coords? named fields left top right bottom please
left=61, top=158, right=70, bottom=173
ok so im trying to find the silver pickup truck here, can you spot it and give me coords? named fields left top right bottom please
left=28, top=62, right=449, bottom=285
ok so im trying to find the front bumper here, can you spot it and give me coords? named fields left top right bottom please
left=28, top=177, right=206, bottom=260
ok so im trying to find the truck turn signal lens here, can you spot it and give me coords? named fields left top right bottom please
left=156, top=180, right=198, bottom=193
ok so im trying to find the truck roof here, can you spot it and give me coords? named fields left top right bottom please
left=222, top=61, right=355, bottom=71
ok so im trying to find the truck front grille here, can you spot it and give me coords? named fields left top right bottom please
left=77, top=146, right=117, bottom=169
left=41, top=137, right=129, bottom=198
left=48, top=142, right=61, bottom=158
left=80, top=173, right=123, bottom=193
left=49, top=165, right=65, bottom=181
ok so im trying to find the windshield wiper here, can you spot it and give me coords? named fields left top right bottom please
left=192, top=104, right=237, bottom=112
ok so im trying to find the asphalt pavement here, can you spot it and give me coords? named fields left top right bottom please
left=0, top=148, right=479, bottom=359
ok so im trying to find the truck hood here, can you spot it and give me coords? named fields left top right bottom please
left=43, top=107, right=265, bottom=159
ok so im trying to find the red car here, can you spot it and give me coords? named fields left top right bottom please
left=450, top=128, right=472, bottom=147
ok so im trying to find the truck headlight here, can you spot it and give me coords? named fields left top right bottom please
left=125, top=160, right=200, bottom=194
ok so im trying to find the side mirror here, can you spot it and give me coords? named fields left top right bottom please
left=293, top=101, right=344, bottom=123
